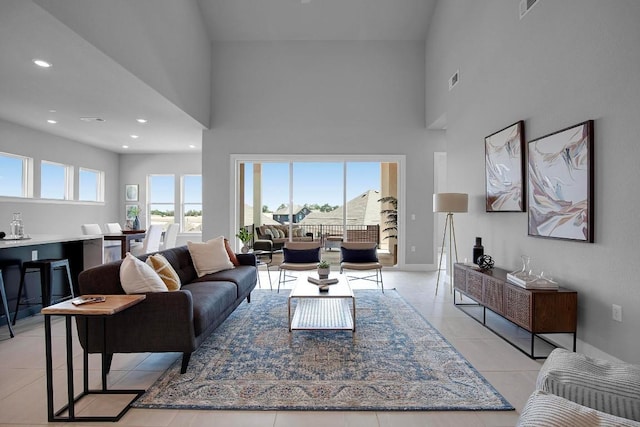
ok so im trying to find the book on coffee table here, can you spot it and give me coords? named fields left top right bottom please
left=307, top=276, right=339, bottom=286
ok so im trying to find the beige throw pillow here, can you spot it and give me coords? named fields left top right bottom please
left=120, top=253, right=168, bottom=294
left=187, top=236, right=235, bottom=277
left=145, top=253, right=181, bottom=291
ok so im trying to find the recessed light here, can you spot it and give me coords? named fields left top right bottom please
left=46, top=119, right=57, bottom=124
left=33, top=59, right=52, bottom=68
left=136, top=118, right=147, bottom=124
left=130, top=134, right=139, bottom=139
left=80, top=117, right=105, bottom=122
left=122, top=145, right=129, bottom=149
left=48, top=109, right=57, bottom=113
left=189, top=144, right=196, bottom=149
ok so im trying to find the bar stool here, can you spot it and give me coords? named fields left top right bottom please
left=12, top=259, right=74, bottom=326
left=0, top=259, right=21, bottom=338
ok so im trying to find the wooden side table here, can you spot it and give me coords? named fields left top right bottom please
left=41, top=294, right=146, bottom=422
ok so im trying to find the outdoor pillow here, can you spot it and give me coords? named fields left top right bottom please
left=120, top=253, right=168, bottom=294
left=283, top=247, right=320, bottom=264
left=145, top=253, right=181, bottom=291
left=224, top=238, right=240, bottom=266
left=188, top=236, right=235, bottom=277
left=341, top=247, right=379, bottom=263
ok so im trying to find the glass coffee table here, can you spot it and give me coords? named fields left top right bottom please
left=287, top=274, right=355, bottom=332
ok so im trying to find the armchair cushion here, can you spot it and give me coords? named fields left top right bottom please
left=283, top=247, right=320, bottom=263
left=341, top=247, right=379, bottom=263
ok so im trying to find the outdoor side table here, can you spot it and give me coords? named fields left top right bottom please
left=41, top=294, right=146, bottom=422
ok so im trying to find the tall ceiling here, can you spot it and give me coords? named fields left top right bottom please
left=0, top=0, right=436, bottom=154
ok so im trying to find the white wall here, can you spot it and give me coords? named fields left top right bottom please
left=204, top=41, right=444, bottom=266
left=425, top=0, right=640, bottom=362
left=0, top=119, right=119, bottom=235
left=119, top=153, right=202, bottom=246
left=34, top=0, right=211, bottom=127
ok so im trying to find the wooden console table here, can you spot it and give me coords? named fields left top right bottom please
left=453, top=263, right=577, bottom=359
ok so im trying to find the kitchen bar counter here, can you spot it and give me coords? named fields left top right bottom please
left=0, top=234, right=103, bottom=325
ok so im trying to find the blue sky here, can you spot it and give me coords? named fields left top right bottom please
left=245, top=162, right=381, bottom=210
left=0, top=156, right=23, bottom=197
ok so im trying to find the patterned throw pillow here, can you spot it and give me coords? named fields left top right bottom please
left=120, top=253, right=168, bottom=294
left=187, top=236, right=235, bottom=277
left=145, top=253, right=181, bottom=291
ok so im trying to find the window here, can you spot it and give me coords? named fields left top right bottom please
left=0, top=152, right=31, bottom=197
left=182, top=175, right=202, bottom=232
left=148, top=175, right=175, bottom=230
left=41, top=161, right=72, bottom=200
left=78, top=168, right=104, bottom=202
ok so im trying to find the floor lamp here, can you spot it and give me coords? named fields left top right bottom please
left=433, top=193, right=468, bottom=295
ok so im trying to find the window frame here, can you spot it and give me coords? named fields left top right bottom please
left=40, top=160, right=73, bottom=200
left=181, top=174, right=202, bottom=234
left=147, top=174, right=176, bottom=231
left=78, top=167, right=105, bottom=202
left=0, top=151, right=33, bottom=198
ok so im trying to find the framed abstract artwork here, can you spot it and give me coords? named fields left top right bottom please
left=527, top=120, right=594, bottom=242
left=485, top=120, right=525, bottom=212
left=125, top=184, right=138, bottom=202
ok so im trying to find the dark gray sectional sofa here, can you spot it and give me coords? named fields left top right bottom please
left=76, top=245, right=257, bottom=373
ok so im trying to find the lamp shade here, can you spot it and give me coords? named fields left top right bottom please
left=433, top=193, right=468, bottom=213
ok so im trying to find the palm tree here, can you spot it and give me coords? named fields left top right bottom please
left=378, top=196, right=397, bottom=240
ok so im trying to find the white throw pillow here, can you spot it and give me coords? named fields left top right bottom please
left=187, top=236, right=235, bottom=277
left=120, top=253, right=168, bottom=294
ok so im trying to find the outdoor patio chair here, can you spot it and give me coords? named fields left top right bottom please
left=340, top=241, right=384, bottom=292
left=277, top=241, right=321, bottom=293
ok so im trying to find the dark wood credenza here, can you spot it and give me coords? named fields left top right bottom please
left=453, top=263, right=577, bottom=359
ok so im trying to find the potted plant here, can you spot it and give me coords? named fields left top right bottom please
left=317, top=260, right=330, bottom=279
left=235, top=227, right=253, bottom=253
left=378, top=195, right=398, bottom=264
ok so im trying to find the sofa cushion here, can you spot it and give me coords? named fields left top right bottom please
left=341, top=247, right=379, bottom=263
left=194, top=265, right=257, bottom=299
left=188, top=236, right=235, bottom=277
left=283, top=247, right=320, bottom=263
left=146, top=253, right=181, bottom=291
left=182, top=281, right=237, bottom=336
left=120, top=253, right=168, bottom=294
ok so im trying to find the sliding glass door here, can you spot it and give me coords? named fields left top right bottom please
left=235, top=156, right=400, bottom=265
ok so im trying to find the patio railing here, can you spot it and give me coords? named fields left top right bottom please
left=250, top=224, right=380, bottom=246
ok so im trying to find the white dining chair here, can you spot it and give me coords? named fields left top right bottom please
left=81, top=224, right=102, bottom=235
left=104, top=223, right=123, bottom=233
left=161, top=223, right=180, bottom=250
left=131, top=224, right=163, bottom=256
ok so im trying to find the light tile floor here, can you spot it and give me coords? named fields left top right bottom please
left=0, top=270, right=546, bottom=426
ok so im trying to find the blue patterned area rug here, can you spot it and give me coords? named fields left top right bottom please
left=133, top=289, right=513, bottom=411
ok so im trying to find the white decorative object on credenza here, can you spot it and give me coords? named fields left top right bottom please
left=433, top=193, right=468, bottom=295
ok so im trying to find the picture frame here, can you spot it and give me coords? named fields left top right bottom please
left=125, top=184, right=138, bottom=202
left=527, top=120, right=594, bottom=242
left=126, top=204, right=139, bottom=220
left=485, top=121, right=525, bottom=212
